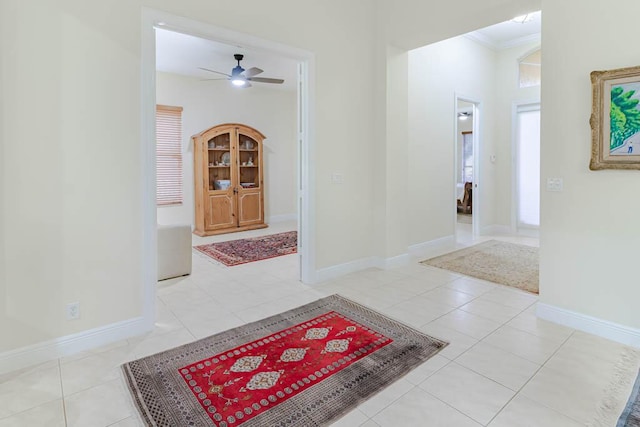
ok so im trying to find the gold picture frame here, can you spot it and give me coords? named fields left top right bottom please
left=590, top=65, right=640, bottom=170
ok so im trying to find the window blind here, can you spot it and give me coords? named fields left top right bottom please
left=516, top=106, right=540, bottom=227
left=156, top=105, right=183, bottom=206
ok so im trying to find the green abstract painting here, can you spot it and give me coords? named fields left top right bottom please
left=610, top=82, right=640, bottom=155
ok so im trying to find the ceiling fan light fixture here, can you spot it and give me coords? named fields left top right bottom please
left=458, top=112, right=471, bottom=121
left=199, top=54, right=283, bottom=88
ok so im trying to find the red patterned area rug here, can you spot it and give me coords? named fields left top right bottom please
left=122, top=295, right=447, bottom=427
left=194, top=231, right=297, bottom=266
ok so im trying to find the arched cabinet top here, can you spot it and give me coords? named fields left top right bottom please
left=192, top=123, right=266, bottom=141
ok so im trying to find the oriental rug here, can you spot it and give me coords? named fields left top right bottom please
left=122, top=295, right=447, bottom=427
left=421, top=240, right=539, bottom=294
left=618, top=370, right=640, bottom=426
left=194, top=231, right=297, bottom=266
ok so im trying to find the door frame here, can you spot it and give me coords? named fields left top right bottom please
left=141, top=9, right=316, bottom=329
left=454, top=94, right=481, bottom=238
left=511, top=100, right=541, bottom=235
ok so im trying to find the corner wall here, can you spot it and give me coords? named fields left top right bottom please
left=155, top=72, right=297, bottom=226
left=0, top=0, right=6, bottom=324
left=539, top=0, right=640, bottom=332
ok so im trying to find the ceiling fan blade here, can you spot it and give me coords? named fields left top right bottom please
left=198, top=67, right=231, bottom=77
left=247, top=77, right=284, bottom=84
left=244, top=67, right=263, bottom=78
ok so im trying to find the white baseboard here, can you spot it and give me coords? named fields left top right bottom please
left=372, top=253, right=411, bottom=270
left=314, top=251, right=412, bottom=283
left=315, top=257, right=376, bottom=283
left=408, top=235, right=456, bottom=259
left=313, top=235, right=459, bottom=284
left=0, top=316, right=150, bottom=375
left=267, top=213, right=297, bottom=224
left=481, top=225, right=512, bottom=235
left=516, top=227, right=539, bottom=238
left=537, top=303, right=640, bottom=348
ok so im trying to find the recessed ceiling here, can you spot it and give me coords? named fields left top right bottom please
left=466, top=11, right=541, bottom=50
left=155, top=28, right=298, bottom=91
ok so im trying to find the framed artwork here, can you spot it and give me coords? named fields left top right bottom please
left=590, top=65, right=640, bottom=170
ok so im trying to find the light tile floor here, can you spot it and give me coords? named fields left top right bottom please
left=0, top=221, right=637, bottom=426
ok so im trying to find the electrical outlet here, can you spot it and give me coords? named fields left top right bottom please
left=66, top=302, right=80, bottom=320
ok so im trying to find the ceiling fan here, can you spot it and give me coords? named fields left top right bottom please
left=199, top=54, right=284, bottom=88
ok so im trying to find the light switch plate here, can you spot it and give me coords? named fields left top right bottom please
left=546, top=177, right=563, bottom=192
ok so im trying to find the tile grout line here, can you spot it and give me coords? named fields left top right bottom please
left=412, top=299, right=544, bottom=424
left=415, top=283, right=528, bottom=350
left=420, top=386, right=489, bottom=426
left=482, top=329, right=579, bottom=426
left=58, top=358, right=68, bottom=427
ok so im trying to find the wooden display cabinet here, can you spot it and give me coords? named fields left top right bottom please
left=192, top=123, right=267, bottom=236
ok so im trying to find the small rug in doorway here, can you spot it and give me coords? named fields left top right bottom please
left=421, top=240, right=539, bottom=294
left=194, top=231, right=297, bottom=266
left=122, top=295, right=447, bottom=427
left=618, top=370, right=640, bottom=426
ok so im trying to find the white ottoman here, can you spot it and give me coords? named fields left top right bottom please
left=157, top=224, right=192, bottom=281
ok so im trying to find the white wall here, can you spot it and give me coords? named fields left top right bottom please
left=1, top=0, right=572, bottom=364
left=407, top=36, right=543, bottom=247
left=155, top=72, right=297, bottom=226
left=0, top=7, right=5, bottom=328
left=407, top=36, right=498, bottom=245
left=379, top=0, right=541, bottom=256
left=539, top=0, right=640, bottom=331
left=0, top=0, right=377, bottom=355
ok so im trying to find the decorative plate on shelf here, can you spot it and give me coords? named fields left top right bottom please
left=221, top=152, right=230, bottom=165
left=241, top=182, right=256, bottom=188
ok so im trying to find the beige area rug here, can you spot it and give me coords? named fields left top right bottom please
left=421, top=240, right=539, bottom=294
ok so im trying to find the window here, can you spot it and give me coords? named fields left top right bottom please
left=519, top=48, right=541, bottom=88
left=156, top=105, right=183, bottom=206
left=516, top=105, right=540, bottom=227
left=461, top=131, right=474, bottom=183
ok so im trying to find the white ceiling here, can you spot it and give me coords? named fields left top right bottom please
left=155, top=28, right=298, bottom=91
left=466, top=11, right=541, bottom=50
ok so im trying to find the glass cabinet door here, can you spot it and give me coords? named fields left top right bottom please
left=207, top=133, right=231, bottom=191
left=237, top=134, right=259, bottom=189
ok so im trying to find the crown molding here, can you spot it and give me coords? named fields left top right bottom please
left=464, top=32, right=540, bottom=51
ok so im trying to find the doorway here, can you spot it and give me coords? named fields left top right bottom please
left=141, top=9, right=315, bottom=328
left=454, top=98, right=480, bottom=241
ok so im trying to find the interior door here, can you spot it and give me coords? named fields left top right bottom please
left=236, top=129, right=263, bottom=227
left=205, top=128, right=237, bottom=231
